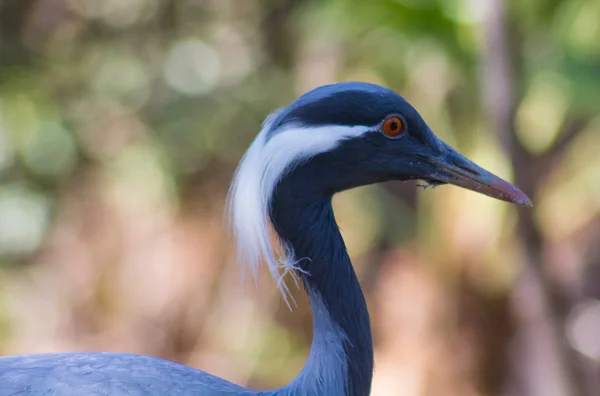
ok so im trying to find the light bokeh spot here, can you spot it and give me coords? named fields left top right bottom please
left=23, top=123, right=77, bottom=179
left=516, top=73, right=568, bottom=155
left=0, top=185, right=50, bottom=256
left=163, top=39, right=221, bottom=96
left=567, top=300, right=600, bottom=361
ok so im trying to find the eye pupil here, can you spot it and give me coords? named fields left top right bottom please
left=390, top=122, right=398, bottom=131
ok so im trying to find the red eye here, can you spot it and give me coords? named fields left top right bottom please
left=382, top=116, right=404, bottom=137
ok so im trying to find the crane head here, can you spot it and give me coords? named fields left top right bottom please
left=228, top=82, right=531, bottom=298
left=264, top=81, right=531, bottom=206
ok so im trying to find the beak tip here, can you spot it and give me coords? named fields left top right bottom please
left=483, top=175, right=532, bottom=208
left=506, top=187, right=533, bottom=208
left=517, top=196, right=533, bottom=208
left=423, top=148, right=534, bottom=208
left=522, top=196, right=534, bottom=208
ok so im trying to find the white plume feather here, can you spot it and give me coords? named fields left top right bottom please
left=227, top=110, right=370, bottom=302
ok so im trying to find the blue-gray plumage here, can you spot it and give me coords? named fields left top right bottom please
left=0, top=82, right=531, bottom=396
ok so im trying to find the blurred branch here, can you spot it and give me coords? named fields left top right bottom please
left=539, top=117, right=590, bottom=168
left=523, top=116, right=591, bottom=195
left=158, top=0, right=178, bottom=33
left=0, top=0, right=38, bottom=67
left=259, top=0, right=301, bottom=68
left=481, top=1, right=590, bottom=396
left=0, top=0, right=37, bottom=41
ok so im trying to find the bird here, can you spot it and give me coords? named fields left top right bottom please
left=0, top=82, right=531, bottom=396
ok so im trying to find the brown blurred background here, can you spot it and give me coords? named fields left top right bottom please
left=0, top=0, right=599, bottom=395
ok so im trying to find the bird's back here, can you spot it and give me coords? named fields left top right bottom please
left=0, top=352, right=251, bottom=396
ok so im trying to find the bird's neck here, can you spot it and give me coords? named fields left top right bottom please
left=270, top=182, right=373, bottom=396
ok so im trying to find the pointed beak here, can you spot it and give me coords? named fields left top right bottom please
left=421, top=142, right=532, bottom=207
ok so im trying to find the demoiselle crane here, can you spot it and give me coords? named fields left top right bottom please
left=0, top=82, right=531, bottom=395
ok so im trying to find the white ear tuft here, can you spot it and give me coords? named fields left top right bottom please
left=227, top=110, right=370, bottom=304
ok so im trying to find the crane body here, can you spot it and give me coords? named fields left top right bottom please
left=0, top=82, right=531, bottom=396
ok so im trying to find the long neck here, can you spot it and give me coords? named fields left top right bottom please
left=269, top=178, right=374, bottom=396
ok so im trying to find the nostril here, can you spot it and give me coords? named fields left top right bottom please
left=453, top=162, right=480, bottom=176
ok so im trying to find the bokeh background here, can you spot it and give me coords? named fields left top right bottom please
left=0, top=0, right=599, bottom=395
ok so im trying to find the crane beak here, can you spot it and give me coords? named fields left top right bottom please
left=420, top=142, right=532, bottom=207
